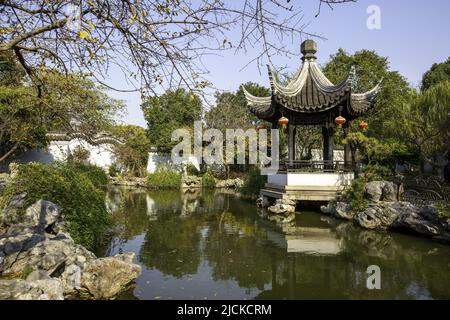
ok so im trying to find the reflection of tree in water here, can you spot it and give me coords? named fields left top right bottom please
left=105, top=188, right=450, bottom=299
left=139, top=214, right=204, bottom=278
left=107, top=187, right=151, bottom=240
left=202, top=195, right=277, bottom=290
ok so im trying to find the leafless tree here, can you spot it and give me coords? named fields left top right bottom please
left=0, top=0, right=355, bottom=96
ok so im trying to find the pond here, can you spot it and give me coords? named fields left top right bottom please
left=103, top=188, right=450, bottom=300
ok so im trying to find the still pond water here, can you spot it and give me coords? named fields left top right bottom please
left=102, top=188, right=450, bottom=300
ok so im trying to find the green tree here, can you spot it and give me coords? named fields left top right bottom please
left=323, top=49, right=413, bottom=142
left=205, top=82, right=269, bottom=131
left=0, top=56, right=124, bottom=163
left=141, top=88, right=201, bottom=153
left=0, top=86, right=46, bottom=162
left=421, top=57, right=450, bottom=91
left=111, top=125, right=151, bottom=176
left=400, top=81, right=450, bottom=160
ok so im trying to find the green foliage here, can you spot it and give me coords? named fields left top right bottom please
left=343, top=132, right=412, bottom=167
left=0, top=52, right=25, bottom=87
left=0, top=86, right=47, bottom=162
left=66, top=162, right=109, bottom=189
left=421, top=57, right=450, bottom=91
left=147, top=168, right=181, bottom=189
left=238, top=166, right=267, bottom=197
left=399, top=81, right=450, bottom=159
left=206, top=82, right=269, bottom=132
left=436, top=202, right=450, bottom=219
left=110, top=125, right=150, bottom=177
left=323, top=48, right=413, bottom=143
left=141, top=89, right=201, bottom=153
left=362, top=164, right=392, bottom=181
left=0, top=55, right=124, bottom=163
left=0, top=162, right=110, bottom=250
left=201, top=170, right=216, bottom=188
left=341, top=178, right=367, bottom=213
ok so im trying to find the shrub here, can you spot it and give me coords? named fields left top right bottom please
left=201, top=170, right=216, bottom=188
left=147, top=168, right=181, bottom=189
left=0, top=162, right=110, bottom=250
left=362, top=164, right=392, bottom=182
left=238, top=166, right=267, bottom=197
left=66, top=162, right=108, bottom=189
left=341, top=177, right=367, bottom=213
left=436, top=202, right=450, bottom=219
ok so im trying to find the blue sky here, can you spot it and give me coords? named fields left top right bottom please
left=105, top=0, right=450, bottom=127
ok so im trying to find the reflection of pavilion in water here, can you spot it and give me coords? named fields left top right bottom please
left=266, top=224, right=343, bottom=255
left=259, top=219, right=358, bottom=299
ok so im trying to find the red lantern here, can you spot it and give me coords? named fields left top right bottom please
left=359, top=121, right=368, bottom=130
left=335, top=115, right=346, bottom=126
left=278, top=116, right=289, bottom=126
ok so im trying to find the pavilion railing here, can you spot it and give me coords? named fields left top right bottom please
left=274, top=160, right=356, bottom=173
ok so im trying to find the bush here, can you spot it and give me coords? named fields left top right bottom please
left=238, top=166, right=267, bottom=197
left=0, top=162, right=110, bottom=250
left=436, top=202, right=450, bottom=219
left=362, top=164, right=392, bottom=182
left=341, top=177, right=367, bottom=213
left=67, top=161, right=108, bottom=189
left=201, top=170, right=216, bottom=188
left=147, top=168, right=181, bottom=189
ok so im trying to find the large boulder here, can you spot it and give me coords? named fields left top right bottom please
left=355, top=202, right=446, bottom=238
left=355, top=202, right=406, bottom=230
left=320, top=202, right=354, bottom=220
left=364, top=181, right=398, bottom=202
left=393, top=205, right=443, bottom=236
left=381, top=181, right=398, bottom=201
left=0, top=231, right=95, bottom=277
left=0, top=198, right=141, bottom=300
left=0, top=278, right=64, bottom=300
left=78, top=253, right=141, bottom=299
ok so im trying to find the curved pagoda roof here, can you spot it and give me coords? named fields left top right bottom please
left=242, top=40, right=381, bottom=122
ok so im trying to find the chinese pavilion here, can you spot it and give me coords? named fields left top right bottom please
left=243, top=40, right=381, bottom=201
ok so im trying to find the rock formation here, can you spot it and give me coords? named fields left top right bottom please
left=321, top=180, right=450, bottom=243
left=0, top=199, right=141, bottom=300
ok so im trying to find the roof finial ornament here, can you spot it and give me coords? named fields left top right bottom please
left=301, top=39, right=317, bottom=61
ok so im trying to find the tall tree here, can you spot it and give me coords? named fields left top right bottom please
left=110, top=125, right=151, bottom=176
left=141, top=88, right=201, bottom=153
left=421, top=57, right=450, bottom=91
left=205, top=82, right=269, bottom=131
left=400, top=81, right=450, bottom=161
left=0, top=55, right=124, bottom=163
left=322, top=48, right=413, bottom=144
